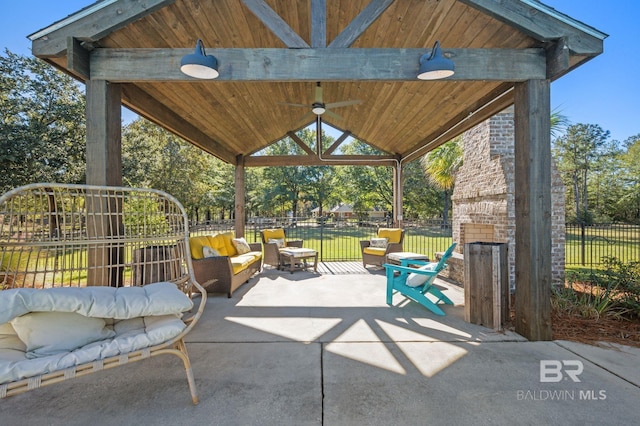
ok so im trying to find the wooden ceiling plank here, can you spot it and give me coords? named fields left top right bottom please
left=121, top=85, right=236, bottom=163
left=141, top=82, right=256, bottom=155
left=241, top=0, right=309, bottom=48
left=329, top=0, right=396, bottom=48
left=401, top=82, right=515, bottom=162
left=31, top=0, right=177, bottom=57
left=354, top=0, right=422, bottom=51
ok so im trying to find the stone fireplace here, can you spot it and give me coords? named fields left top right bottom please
left=450, top=107, right=565, bottom=290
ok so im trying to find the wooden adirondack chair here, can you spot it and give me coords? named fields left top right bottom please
left=383, top=243, right=457, bottom=316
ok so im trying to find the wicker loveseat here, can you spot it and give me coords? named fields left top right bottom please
left=189, top=231, right=262, bottom=297
left=0, top=184, right=206, bottom=403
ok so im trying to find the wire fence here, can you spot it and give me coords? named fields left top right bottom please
left=190, top=218, right=640, bottom=267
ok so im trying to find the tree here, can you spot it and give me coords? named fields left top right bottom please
left=420, top=137, right=463, bottom=225
left=338, top=140, right=394, bottom=217
left=258, top=132, right=311, bottom=216
left=402, top=161, right=442, bottom=219
left=550, top=109, right=570, bottom=139
left=122, top=118, right=233, bottom=220
left=553, top=123, right=611, bottom=223
left=615, top=134, right=640, bottom=223
left=0, top=50, right=86, bottom=192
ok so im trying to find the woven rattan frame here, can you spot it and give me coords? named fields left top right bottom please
left=0, top=183, right=207, bottom=404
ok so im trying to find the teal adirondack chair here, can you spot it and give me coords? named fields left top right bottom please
left=383, top=243, right=457, bottom=316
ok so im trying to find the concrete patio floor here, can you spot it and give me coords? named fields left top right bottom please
left=1, top=264, right=639, bottom=425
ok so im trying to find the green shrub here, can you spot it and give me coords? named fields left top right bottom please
left=556, top=256, right=640, bottom=320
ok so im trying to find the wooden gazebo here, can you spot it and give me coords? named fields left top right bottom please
left=28, top=0, right=605, bottom=340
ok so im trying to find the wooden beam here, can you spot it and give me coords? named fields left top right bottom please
left=546, top=38, right=570, bottom=80
left=458, top=0, right=604, bottom=56
left=86, top=80, right=122, bottom=186
left=67, top=37, right=90, bottom=81
left=287, top=131, right=316, bottom=156
left=31, top=0, right=177, bottom=58
left=241, top=0, right=309, bottom=48
left=514, top=79, right=553, bottom=341
left=245, top=155, right=396, bottom=167
left=329, top=0, right=395, bottom=48
left=235, top=155, right=246, bottom=238
left=90, top=47, right=546, bottom=82
left=310, top=0, right=327, bottom=48
left=121, top=85, right=237, bottom=164
left=323, top=131, right=351, bottom=156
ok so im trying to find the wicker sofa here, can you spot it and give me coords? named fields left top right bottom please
left=189, top=231, right=262, bottom=297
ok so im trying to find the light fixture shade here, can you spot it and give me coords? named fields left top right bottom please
left=417, top=41, right=454, bottom=80
left=180, top=39, right=219, bottom=79
left=312, top=102, right=326, bottom=115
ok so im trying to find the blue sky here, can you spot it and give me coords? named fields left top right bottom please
left=2, top=0, right=638, bottom=143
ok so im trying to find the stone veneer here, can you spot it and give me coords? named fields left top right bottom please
left=449, top=106, right=565, bottom=290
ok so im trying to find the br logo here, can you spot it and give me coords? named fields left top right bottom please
left=540, top=360, right=584, bottom=382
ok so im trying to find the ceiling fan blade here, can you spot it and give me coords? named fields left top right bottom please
left=294, top=111, right=316, bottom=128
left=279, top=102, right=310, bottom=108
left=324, top=109, right=343, bottom=120
left=325, top=99, right=362, bottom=109
left=314, top=82, right=323, bottom=103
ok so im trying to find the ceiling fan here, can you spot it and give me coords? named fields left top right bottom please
left=280, top=82, right=361, bottom=125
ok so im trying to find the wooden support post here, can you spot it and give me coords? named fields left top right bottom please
left=85, top=80, right=123, bottom=286
left=514, top=79, right=553, bottom=341
left=235, top=155, right=246, bottom=238
left=393, top=162, right=403, bottom=228
left=86, top=80, right=122, bottom=186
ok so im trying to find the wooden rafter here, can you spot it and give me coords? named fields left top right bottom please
left=310, top=0, right=327, bottom=48
left=458, top=0, right=605, bottom=55
left=323, top=131, right=351, bottom=156
left=328, top=0, right=395, bottom=48
left=287, top=131, right=317, bottom=156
